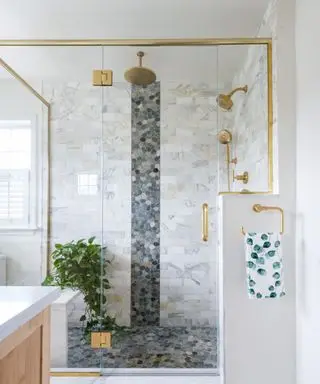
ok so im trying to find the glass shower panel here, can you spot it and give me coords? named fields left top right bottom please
left=0, top=45, right=106, bottom=371
left=43, top=46, right=105, bottom=371
left=101, top=45, right=219, bottom=371
left=217, top=44, right=269, bottom=193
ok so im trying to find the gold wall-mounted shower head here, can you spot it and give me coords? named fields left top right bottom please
left=217, top=85, right=248, bottom=111
left=124, top=51, right=156, bottom=86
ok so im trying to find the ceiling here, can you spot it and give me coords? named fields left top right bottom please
left=0, top=0, right=270, bottom=39
left=0, top=0, right=271, bottom=87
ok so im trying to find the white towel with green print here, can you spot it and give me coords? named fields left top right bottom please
left=245, top=232, right=285, bottom=299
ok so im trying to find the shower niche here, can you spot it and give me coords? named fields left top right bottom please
left=0, top=40, right=273, bottom=375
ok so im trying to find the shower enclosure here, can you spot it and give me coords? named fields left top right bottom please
left=0, top=40, right=271, bottom=377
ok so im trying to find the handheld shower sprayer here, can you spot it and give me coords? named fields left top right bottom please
left=217, top=129, right=238, bottom=192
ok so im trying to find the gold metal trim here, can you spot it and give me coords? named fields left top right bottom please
left=267, top=42, right=274, bottom=193
left=0, top=38, right=272, bottom=46
left=51, top=372, right=100, bottom=377
left=218, top=191, right=272, bottom=195
left=202, top=203, right=209, bottom=242
left=241, top=204, right=284, bottom=235
left=0, top=57, right=49, bottom=106
left=47, top=105, right=52, bottom=274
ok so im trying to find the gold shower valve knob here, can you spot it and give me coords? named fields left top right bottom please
left=233, top=170, right=249, bottom=184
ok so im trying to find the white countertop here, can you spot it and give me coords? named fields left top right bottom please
left=0, top=286, right=60, bottom=343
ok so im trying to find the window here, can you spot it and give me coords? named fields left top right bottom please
left=0, top=120, right=34, bottom=228
left=77, top=173, right=98, bottom=196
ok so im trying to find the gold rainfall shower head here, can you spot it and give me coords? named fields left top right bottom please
left=124, top=51, right=156, bottom=86
left=217, top=129, right=232, bottom=145
left=217, top=85, right=248, bottom=111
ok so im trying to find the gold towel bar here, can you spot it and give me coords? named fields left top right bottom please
left=241, top=204, right=284, bottom=235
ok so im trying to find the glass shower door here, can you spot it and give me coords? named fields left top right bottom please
left=0, top=45, right=107, bottom=372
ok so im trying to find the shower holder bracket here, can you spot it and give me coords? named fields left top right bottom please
left=92, top=69, right=113, bottom=86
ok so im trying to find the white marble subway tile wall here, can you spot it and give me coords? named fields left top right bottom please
left=160, top=82, right=218, bottom=326
left=223, top=46, right=269, bottom=192
left=43, top=82, right=132, bottom=326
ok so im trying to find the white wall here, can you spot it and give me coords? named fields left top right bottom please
left=0, top=0, right=270, bottom=39
left=296, top=0, right=320, bottom=383
left=221, top=195, right=295, bottom=384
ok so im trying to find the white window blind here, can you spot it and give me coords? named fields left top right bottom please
left=0, top=170, right=29, bottom=224
left=0, top=120, right=32, bottom=228
left=77, top=173, right=98, bottom=196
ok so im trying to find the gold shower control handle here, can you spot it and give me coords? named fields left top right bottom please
left=202, top=203, right=209, bottom=242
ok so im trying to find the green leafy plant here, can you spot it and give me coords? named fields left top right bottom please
left=43, top=237, right=122, bottom=338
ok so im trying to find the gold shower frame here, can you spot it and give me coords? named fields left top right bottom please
left=0, top=38, right=273, bottom=377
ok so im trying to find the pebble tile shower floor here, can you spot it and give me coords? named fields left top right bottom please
left=68, top=326, right=217, bottom=368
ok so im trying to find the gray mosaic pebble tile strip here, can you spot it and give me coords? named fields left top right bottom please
left=131, top=83, right=161, bottom=326
left=68, top=326, right=217, bottom=368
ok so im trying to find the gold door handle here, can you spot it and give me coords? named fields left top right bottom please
left=202, top=203, right=209, bottom=242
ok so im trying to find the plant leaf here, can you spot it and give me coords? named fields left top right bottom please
left=47, top=236, right=119, bottom=336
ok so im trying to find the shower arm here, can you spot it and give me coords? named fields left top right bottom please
left=137, top=51, right=144, bottom=67
left=227, top=85, right=248, bottom=98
